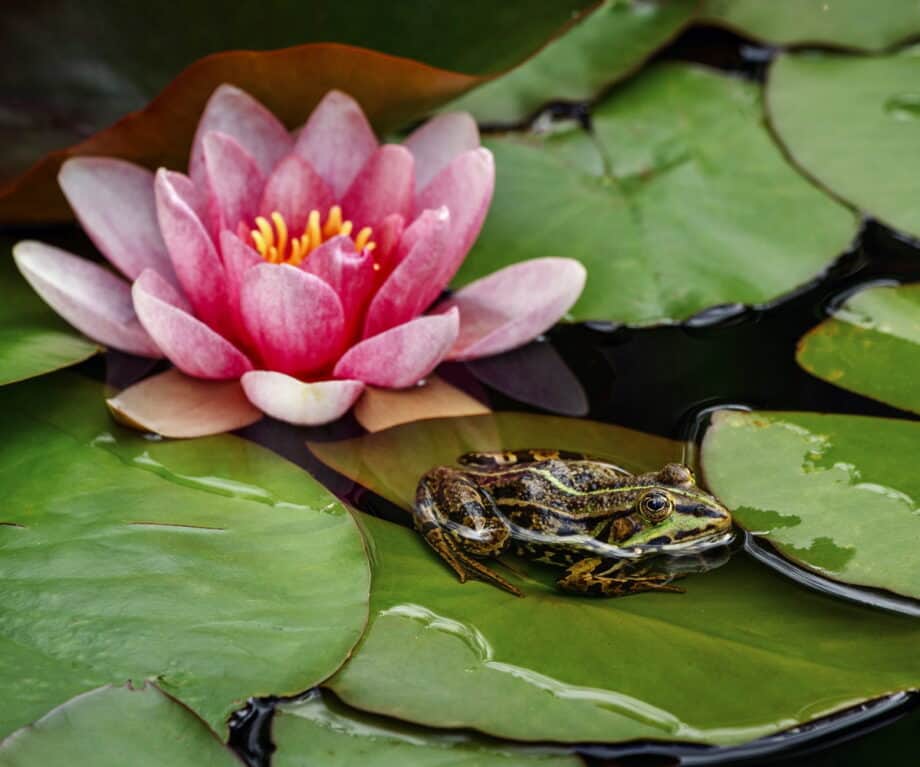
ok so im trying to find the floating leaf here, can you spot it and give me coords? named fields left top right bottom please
left=0, top=373, right=369, bottom=738
left=768, top=49, right=920, bottom=239
left=327, top=512, right=920, bottom=746
left=0, top=1, right=595, bottom=223
left=702, top=409, right=920, bottom=600
left=0, top=684, right=242, bottom=766
left=448, top=0, right=696, bottom=125
left=455, top=63, right=858, bottom=325
left=354, top=375, right=490, bottom=434
left=797, top=283, right=920, bottom=414
left=107, top=369, right=263, bottom=438
left=701, top=0, right=920, bottom=52
left=273, top=691, right=580, bottom=767
left=309, top=411, right=683, bottom=512
left=0, top=239, right=97, bottom=385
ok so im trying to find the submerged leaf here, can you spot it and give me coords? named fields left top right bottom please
left=455, top=63, right=858, bottom=325
left=797, top=282, right=920, bottom=414
left=702, top=409, right=920, bottom=600
left=0, top=684, right=242, bottom=766
left=768, top=49, right=920, bottom=239
left=0, top=373, right=369, bottom=738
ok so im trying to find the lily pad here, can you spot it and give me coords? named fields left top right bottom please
left=0, top=373, right=370, bottom=738
left=701, top=0, right=920, bottom=52
left=0, top=684, right=242, bottom=766
left=0, top=241, right=98, bottom=385
left=309, top=412, right=920, bottom=745
left=273, top=691, right=580, bottom=767
left=796, top=282, right=920, bottom=414
left=701, top=409, right=920, bottom=600
left=0, top=1, right=595, bottom=223
left=447, top=0, right=697, bottom=125
left=455, top=63, right=858, bottom=325
left=327, top=513, right=919, bottom=746
left=767, top=49, right=920, bottom=240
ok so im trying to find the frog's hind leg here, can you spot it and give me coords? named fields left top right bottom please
left=414, top=467, right=521, bottom=596
left=557, top=558, right=685, bottom=598
left=458, top=449, right=592, bottom=469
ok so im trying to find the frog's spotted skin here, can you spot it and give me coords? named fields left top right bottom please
left=413, top=449, right=734, bottom=598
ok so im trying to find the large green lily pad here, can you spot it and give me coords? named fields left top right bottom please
left=454, top=63, right=858, bottom=325
left=796, top=282, right=920, bottom=414
left=273, top=692, right=580, bottom=767
left=0, top=373, right=370, bottom=738
left=0, top=684, right=242, bottom=766
left=0, top=240, right=97, bottom=385
left=768, top=49, right=920, bottom=240
left=448, top=0, right=696, bottom=125
left=309, top=413, right=920, bottom=746
left=702, top=409, right=920, bottom=600
left=701, top=0, right=920, bottom=52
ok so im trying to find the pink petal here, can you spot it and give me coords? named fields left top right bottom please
left=189, top=84, right=292, bottom=188
left=362, top=207, right=450, bottom=338
left=107, top=369, right=262, bottom=438
left=435, top=258, right=586, bottom=361
left=241, top=371, right=364, bottom=426
left=341, top=145, right=414, bottom=232
left=294, top=90, right=378, bottom=198
left=334, top=308, right=459, bottom=388
left=303, top=237, right=375, bottom=342
left=240, top=263, right=346, bottom=377
left=374, top=213, right=405, bottom=277
left=154, top=169, right=233, bottom=338
left=203, top=131, right=265, bottom=231
left=414, top=148, right=494, bottom=281
left=219, top=230, right=261, bottom=315
left=160, top=169, right=219, bottom=242
left=58, top=157, right=177, bottom=285
left=404, top=112, right=480, bottom=197
left=133, top=269, right=253, bottom=380
left=12, top=241, right=161, bottom=357
left=258, top=154, right=334, bottom=233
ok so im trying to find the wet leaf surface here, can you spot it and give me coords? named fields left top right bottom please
left=273, top=691, right=580, bottom=767
left=768, top=49, right=920, bottom=240
left=0, top=240, right=98, bottom=385
left=0, top=373, right=370, bottom=738
left=796, top=282, right=920, bottom=415
left=455, top=63, right=858, bottom=325
left=310, top=412, right=920, bottom=745
left=0, top=684, right=243, bottom=766
left=447, top=0, right=696, bottom=125
left=701, top=0, right=920, bottom=52
left=328, top=513, right=919, bottom=746
left=702, top=409, right=920, bottom=599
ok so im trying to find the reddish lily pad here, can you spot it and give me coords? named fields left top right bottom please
left=0, top=2, right=595, bottom=223
left=796, top=282, right=920, bottom=415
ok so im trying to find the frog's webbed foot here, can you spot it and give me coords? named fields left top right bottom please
left=422, top=526, right=523, bottom=597
left=557, top=557, right=684, bottom=598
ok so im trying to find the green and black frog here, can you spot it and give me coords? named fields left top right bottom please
left=413, top=449, right=734, bottom=598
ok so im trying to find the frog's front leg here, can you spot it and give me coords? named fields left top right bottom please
left=556, top=557, right=684, bottom=598
left=414, top=467, right=521, bottom=596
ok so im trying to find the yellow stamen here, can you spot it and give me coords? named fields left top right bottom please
left=249, top=205, right=378, bottom=267
left=354, top=227, right=373, bottom=251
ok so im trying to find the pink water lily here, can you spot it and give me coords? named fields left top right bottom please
left=13, top=85, right=585, bottom=428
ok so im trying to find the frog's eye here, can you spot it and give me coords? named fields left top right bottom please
left=639, top=491, right=673, bottom=523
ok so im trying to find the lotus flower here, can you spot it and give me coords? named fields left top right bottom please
left=13, top=86, right=585, bottom=427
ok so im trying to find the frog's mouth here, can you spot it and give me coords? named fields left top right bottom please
left=635, top=529, right=736, bottom=557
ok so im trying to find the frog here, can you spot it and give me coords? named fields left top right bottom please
left=413, top=449, right=734, bottom=598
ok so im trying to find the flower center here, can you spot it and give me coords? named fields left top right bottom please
left=250, top=206, right=375, bottom=266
